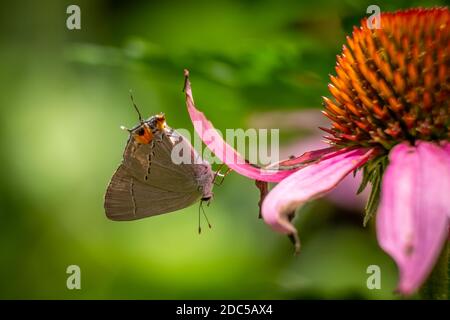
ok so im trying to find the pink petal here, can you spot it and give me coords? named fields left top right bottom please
left=443, top=142, right=450, bottom=220
left=279, top=136, right=370, bottom=211
left=261, top=148, right=374, bottom=250
left=183, top=69, right=304, bottom=182
left=376, top=141, right=450, bottom=295
left=327, top=169, right=370, bottom=211
left=441, top=141, right=450, bottom=155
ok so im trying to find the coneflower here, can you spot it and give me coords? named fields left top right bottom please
left=323, top=8, right=448, bottom=149
left=183, top=7, right=449, bottom=297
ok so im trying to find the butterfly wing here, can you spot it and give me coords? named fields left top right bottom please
left=122, top=131, right=208, bottom=192
left=104, top=164, right=203, bottom=220
left=104, top=128, right=213, bottom=220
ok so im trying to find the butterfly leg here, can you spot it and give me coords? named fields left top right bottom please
left=198, top=200, right=212, bottom=234
left=212, top=164, right=232, bottom=186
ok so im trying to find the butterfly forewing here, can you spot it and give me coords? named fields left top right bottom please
left=104, top=126, right=213, bottom=220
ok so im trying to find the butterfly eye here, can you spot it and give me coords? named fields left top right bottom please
left=137, top=128, right=145, bottom=136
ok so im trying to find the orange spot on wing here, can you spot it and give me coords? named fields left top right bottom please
left=134, top=125, right=153, bottom=144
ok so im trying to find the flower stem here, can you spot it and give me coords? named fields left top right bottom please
left=419, top=241, right=449, bottom=300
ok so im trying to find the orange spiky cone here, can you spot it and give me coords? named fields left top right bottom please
left=323, top=7, right=449, bottom=149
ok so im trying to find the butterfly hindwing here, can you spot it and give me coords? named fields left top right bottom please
left=104, top=164, right=203, bottom=220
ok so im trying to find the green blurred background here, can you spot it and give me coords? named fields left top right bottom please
left=0, top=0, right=446, bottom=299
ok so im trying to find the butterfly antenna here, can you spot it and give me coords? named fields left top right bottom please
left=129, top=90, right=143, bottom=123
left=120, top=125, right=132, bottom=133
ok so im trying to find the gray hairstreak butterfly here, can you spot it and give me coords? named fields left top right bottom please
left=104, top=93, right=215, bottom=230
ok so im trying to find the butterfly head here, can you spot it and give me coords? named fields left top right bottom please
left=124, top=113, right=168, bottom=145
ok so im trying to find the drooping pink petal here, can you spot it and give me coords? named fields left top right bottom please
left=261, top=147, right=375, bottom=251
left=183, top=69, right=305, bottom=182
left=376, top=141, right=450, bottom=295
